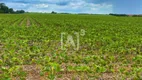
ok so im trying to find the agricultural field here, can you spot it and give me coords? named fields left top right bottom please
left=0, top=13, right=142, bottom=80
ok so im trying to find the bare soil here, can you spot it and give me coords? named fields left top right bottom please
left=19, top=18, right=25, bottom=26
left=27, top=18, right=31, bottom=27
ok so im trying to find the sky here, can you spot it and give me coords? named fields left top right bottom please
left=1, top=0, right=142, bottom=14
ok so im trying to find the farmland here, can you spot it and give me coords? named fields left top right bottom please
left=0, top=14, right=142, bottom=80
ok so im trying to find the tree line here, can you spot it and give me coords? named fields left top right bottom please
left=0, top=3, right=25, bottom=14
left=109, top=13, right=142, bottom=17
left=109, top=13, right=128, bottom=17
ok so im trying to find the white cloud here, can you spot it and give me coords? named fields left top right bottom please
left=4, top=0, right=113, bottom=14
left=35, top=4, right=49, bottom=8
left=5, top=2, right=29, bottom=10
left=50, top=1, right=113, bottom=14
left=90, top=3, right=113, bottom=13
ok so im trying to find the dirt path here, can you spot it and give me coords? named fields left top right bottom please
left=32, top=18, right=41, bottom=27
left=19, top=18, right=25, bottom=26
left=22, top=65, right=43, bottom=80
left=27, top=18, right=31, bottom=27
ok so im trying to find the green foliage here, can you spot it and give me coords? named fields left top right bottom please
left=0, top=14, right=141, bottom=79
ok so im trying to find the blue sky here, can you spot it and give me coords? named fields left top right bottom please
left=1, top=0, right=142, bottom=14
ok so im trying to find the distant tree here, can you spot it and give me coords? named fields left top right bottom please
left=51, top=11, right=57, bottom=14
left=3, top=6, right=9, bottom=13
left=16, top=10, right=25, bottom=13
left=0, top=3, right=25, bottom=14
left=0, top=3, right=10, bottom=13
left=9, top=8, right=14, bottom=13
left=109, top=13, right=128, bottom=17
left=0, top=10, right=4, bottom=13
left=0, top=3, right=5, bottom=8
left=60, top=13, right=70, bottom=14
